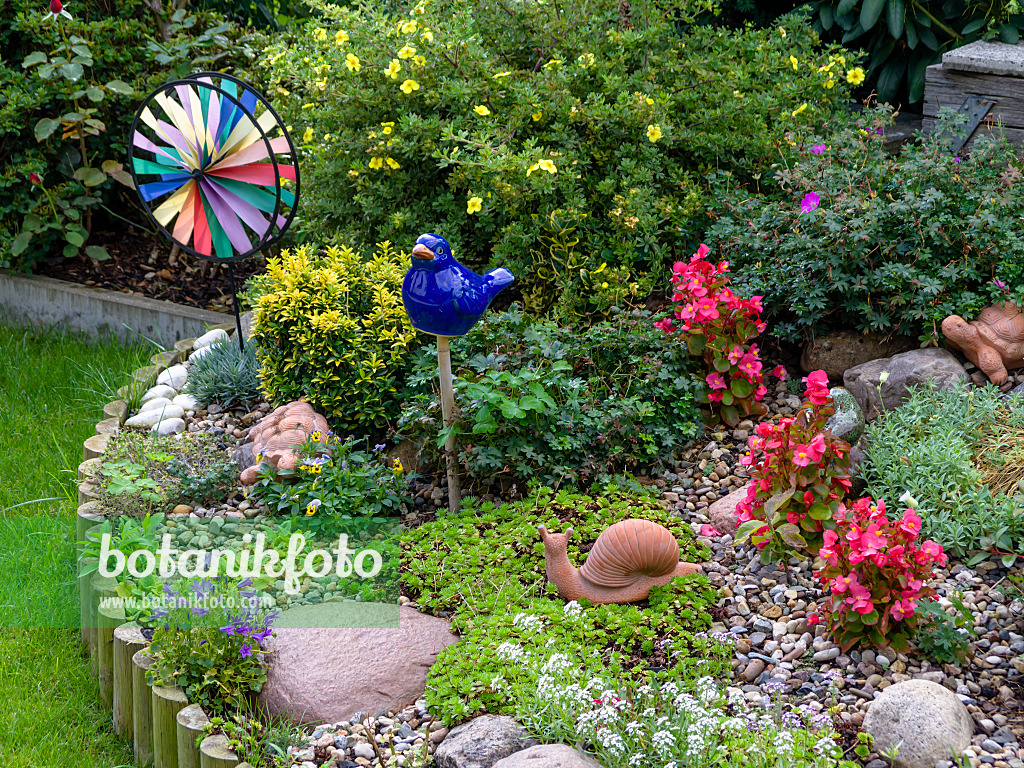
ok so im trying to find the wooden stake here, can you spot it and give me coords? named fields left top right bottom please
left=92, top=573, right=120, bottom=707
left=436, top=335, right=461, bottom=513
left=133, top=651, right=155, bottom=767
left=176, top=704, right=210, bottom=768
left=152, top=684, right=189, bottom=768
left=114, top=624, right=147, bottom=739
left=199, top=734, right=239, bottom=768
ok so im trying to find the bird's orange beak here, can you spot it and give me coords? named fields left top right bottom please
left=411, top=243, right=434, bottom=260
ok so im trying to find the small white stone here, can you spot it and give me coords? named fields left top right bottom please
left=193, top=328, right=229, bottom=349
left=153, top=417, right=186, bottom=435
left=141, top=384, right=177, bottom=403
left=189, top=345, right=216, bottom=362
left=139, top=397, right=175, bottom=413
left=172, top=394, right=199, bottom=410
left=127, top=405, right=185, bottom=427
left=157, top=364, right=188, bottom=390
left=353, top=742, right=376, bottom=760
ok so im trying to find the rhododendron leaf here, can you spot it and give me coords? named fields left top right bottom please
left=777, top=523, right=807, bottom=549
left=720, top=404, right=739, bottom=426
left=731, top=378, right=753, bottom=398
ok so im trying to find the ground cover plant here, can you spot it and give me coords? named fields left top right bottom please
left=267, top=1, right=856, bottom=318
left=247, top=242, right=417, bottom=434
left=185, top=339, right=263, bottom=409
left=861, top=382, right=1024, bottom=566
left=398, top=307, right=702, bottom=489
left=708, top=109, right=1024, bottom=343
left=0, top=321, right=149, bottom=766
left=400, top=484, right=718, bottom=721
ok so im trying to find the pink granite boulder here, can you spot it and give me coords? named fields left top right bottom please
left=707, top=483, right=751, bottom=535
left=258, top=606, right=459, bottom=723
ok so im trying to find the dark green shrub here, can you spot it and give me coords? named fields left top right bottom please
left=1, top=0, right=266, bottom=270
left=184, top=339, right=263, bottom=409
left=266, top=1, right=854, bottom=319
left=400, top=485, right=718, bottom=722
left=708, top=109, right=1024, bottom=343
left=398, top=307, right=702, bottom=488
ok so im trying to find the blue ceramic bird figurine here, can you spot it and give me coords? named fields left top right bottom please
left=402, top=233, right=514, bottom=336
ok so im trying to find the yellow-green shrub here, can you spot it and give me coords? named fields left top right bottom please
left=249, top=242, right=417, bottom=433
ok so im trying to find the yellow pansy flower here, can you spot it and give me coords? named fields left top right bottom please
left=335, top=30, right=349, bottom=46
left=369, top=157, right=384, bottom=169
left=385, top=59, right=401, bottom=79
left=790, top=55, right=798, bottom=71
left=400, top=79, right=420, bottom=94
left=526, top=159, right=557, bottom=176
left=345, top=53, right=361, bottom=72
left=421, top=29, right=433, bottom=42
left=847, top=67, right=866, bottom=86
left=467, top=196, right=482, bottom=214
left=398, top=44, right=416, bottom=59
left=473, top=105, right=490, bottom=116
left=386, top=157, right=401, bottom=169
left=791, top=103, right=808, bottom=117
left=400, top=19, right=418, bottom=34
left=302, top=126, right=314, bottom=143
left=646, top=124, right=662, bottom=142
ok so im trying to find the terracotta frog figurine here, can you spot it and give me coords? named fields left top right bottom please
left=942, top=303, right=1024, bottom=385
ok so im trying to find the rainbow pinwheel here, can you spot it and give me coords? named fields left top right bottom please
left=128, top=72, right=299, bottom=263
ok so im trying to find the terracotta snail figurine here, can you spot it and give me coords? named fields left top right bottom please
left=537, top=519, right=703, bottom=604
left=239, top=401, right=331, bottom=485
left=942, top=303, right=1024, bottom=386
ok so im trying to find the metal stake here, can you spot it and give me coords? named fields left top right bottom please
left=226, top=262, right=245, bottom=353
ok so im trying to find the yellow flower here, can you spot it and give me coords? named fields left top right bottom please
left=601, top=282, right=609, bottom=289
left=824, top=79, right=835, bottom=89
left=335, top=30, right=349, bottom=46
left=413, top=55, right=426, bottom=66
left=790, top=55, right=798, bottom=71
left=493, top=71, right=512, bottom=79
left=473, top=105, right=490, bottom=116
left=467, top=196, right=482, bottom=214
left=385, top=59, right=401, bottom=79
left=385, top=157, right=401, bottom=169
left=847, top=67, right=866, bottom=86
left=791, top=102, right=808, bottom=117
left=311, top=27, right=327, bottom=41
left=323, top=133, right=331, bottom=141
left=381, top=121, right=395, bottom=135
left=733, top=90, right=743, bottom=97
left=646, top=124, right=662, bottom=142
left=398, top=44, right=417, bottom=59
left=779, top=26, right=786, bottom=37
left=421, top=29, right=433, bottom=42
left=345, top=53, right=361, bottom=72
left=526, top=159, right=557, bottom=176
left=369, top=157, right=384, bottom=169
left=400, top=19, right=418, bottom=34
left=542, top=58, right=562, bottom=70
left=302, top=126, right=314, bottom=143
left=532, top=110, right=542, bottom=121
left=348, top=169, right=359, bottom=177
left=393, top=458, right=404, bottom=474
left=577, top=52, right=595, bottom=67
left=645, top=97, right=654, bottom=105
left=400, top=79, right=420, bottom=94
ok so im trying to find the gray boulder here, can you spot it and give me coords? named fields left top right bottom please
left=825, top=386, right=865, bottom=444
left=843, top=348, right=967, bottom=421
left=801, top=330, right=916, bottom=381
left=492, top=745, right=605, bottom=767
left=862, top=679, right=974, bottom=768
left=435, top=715, right=538, bottom=768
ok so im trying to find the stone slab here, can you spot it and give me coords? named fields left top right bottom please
left=942, top=40, right=1024, bottom=77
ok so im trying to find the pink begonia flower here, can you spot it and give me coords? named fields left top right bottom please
left=800, top=192, right=820, bottom=213
left=738, top=353, right=762, bottom=380
left=791, top=443, right=814, bottom=467
left=754, top=384, right=767, bottom=399
left=699, top=524, right=721, bottom=537
left=727, top=346, right=745, bottom=365
left=679, top=303, right=697, bottom=319
left=900, top=509, right=922, bottom=536
left=708, top=391, right=724, bottom=403
left=772, top=365, right=788, bottom=380
left=831, top=574, right=854, bottom=594
left=748, top=295, right=764, bottom=313
left=807, top=433, right=826, bottom=463
left=685, top=276, right=707, bottom=296
left=890, top=598, right=916, bottom=621
left=706, top=372, right=727, bottom=390
left=653, top=317, right=674, bottom=333
left=811, top=143, right=825, bottom=155
left=803, top=369, right=830, bottom=404
left=695, top=243, right=710, bottom=259
left=696, top=297, right=719, bottom=320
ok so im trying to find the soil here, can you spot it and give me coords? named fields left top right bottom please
left=34, top=227, right=267, bottom=313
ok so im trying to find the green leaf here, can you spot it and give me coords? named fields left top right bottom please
left=22, top=51, right=47, bottom=68
left=808, top=502, right=832, bottom=520
left=734, top=519, right=766, bottom=543
left=71, top=44, right=91, bottom=57
left=764, top=488, right=796, bottom=519
left=686, top=335, right=705, bottom=356
left=860, top=0, right=886, bottom=30
left=886, top=0, right=904, bottom=38
left=74, top=167, right=107, bottom=187
left=720, top=390, right=734, bottom=406
left=819, top=5, right=834, bottom=29
left=876, top=58, right=907, bottom=103
left=65, top=230, right=85, bottom=247
left=11, top=231, right=32, bottom=256
left=999, top=23, right=1021, bottom=44
left=1001, top=552, right=1018, bottom=568
left=713, top=356, right=731, bottom=373
left=105, top=79, right=134, bottom=95
left=59, top=62, right=84, bottom=81
left=776, top=523, right=808, bottom=549
left=85, top=245, right=110, bottom=262
left=731, top=378, right=753, bottom=398
left=837, top=0, right=859, bottom=15
left=720, top=404, right=739, bottom=427
left=960, top=18, right=986, bottom=36
left=86, top=85, right=105, bottom=102
left=966, top=551, right=988, bottom=566
left=34, top=118, right=59, bottom=142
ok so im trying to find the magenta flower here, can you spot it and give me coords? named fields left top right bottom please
left=800, top=192, right=820, bottom=213
left=705, top=372, right=727, bottom=391
left=811, top=144, right=825, bottom=155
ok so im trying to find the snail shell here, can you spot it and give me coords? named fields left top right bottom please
left=579, top=518, right=681, bottom=588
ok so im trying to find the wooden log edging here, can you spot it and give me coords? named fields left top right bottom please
left=153, top=684, right=189, bottom=768
left=176, top=704, right=211, bottom=768
left=133, top=650, right=155, bottom=766
left=94, top=579, right=123, bottom=709
left=199, top=734, right=240, bottom=768
left=114, top=624, right=147, bottom=739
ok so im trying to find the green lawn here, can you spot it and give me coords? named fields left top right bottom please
left=0, top=321, right=150, bottom=767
